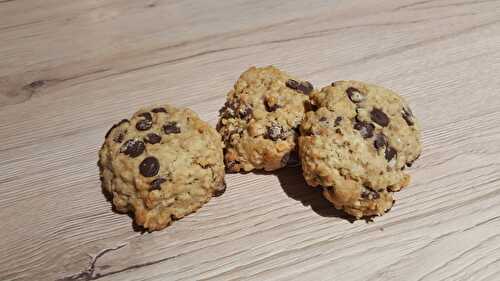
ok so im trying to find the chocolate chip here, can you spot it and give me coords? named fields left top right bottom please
left=120, top=139, right=145, bottom=158
left=304, top=101, right=318, bottom=112
left=239, top=106, right=253, bottom=120
left=346, top=87, right=365, bottom=103
left=113, top=133, right=125, bottom=143
left=335, top=128, right=342, bottom=134
left=225, top=159, right=240, bottom=172
left=334, top=116, right=343, bottom=126
left=105, top=119, right=129, bottom=138
left=219, top=101, right=237, bottom=118
left=374, top=134, right=388, bottom=150
left=213, top=182, right=226, bottom=197
left=286, top=79, right=300, bottom=90
left=265, top=100, right=280, bottom=112
left=150, top=178, right=166, bottom=191
left=163, top=122, right=181, bottom=134
left=297, top=81, right=313, bottom=95
left=138, top=112, right=152, bottom=120
left=319, top=116, right=327, bottom=122
left=136, top=119, right=153, bottom=131
left=145, top=133, right=161, bottom=144
left=385, top=146, right=397, bottom=162
left=354, top=122, right=374, bottom=138
left=371, top=108, right=390, bottom=127
left=135, top=112, right=153, bottom=131
left=361, top=188, right=380, bottom=200
left=331, top=82, right=336, bottom=87
left=406, top=153, right=420, bottom=167
left=139, top=157, right=160, bottom=177
left=265, top=124, right=287, bottom=141
left=402, top=107, right=414, bottom=126
left=286, top=79, right=313, bottom=95
left=151, top=107, right=167, bottom=113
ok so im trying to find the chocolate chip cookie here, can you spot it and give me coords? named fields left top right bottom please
left=99, top=105, right=225, bottom=231
left=217, top=66, right=314, bottom=172
left=299, top=81, right=421, bottom=218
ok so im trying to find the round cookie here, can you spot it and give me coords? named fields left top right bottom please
left=99, top=105, right=225, bottom=231
left=299, top=81, right=421, bottom=218
left=217, top=66, right=314, bottom=172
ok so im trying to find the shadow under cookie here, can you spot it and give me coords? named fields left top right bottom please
left=259, top=166, right=357, bottom=222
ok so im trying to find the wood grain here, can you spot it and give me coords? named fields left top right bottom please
left=1, top=0, right=500, bottom=280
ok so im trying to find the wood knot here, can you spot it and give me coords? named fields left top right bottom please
left=26, top=80, right=46, bottom=89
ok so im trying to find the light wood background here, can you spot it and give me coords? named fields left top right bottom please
left=1, top=0, right=500, bottom=280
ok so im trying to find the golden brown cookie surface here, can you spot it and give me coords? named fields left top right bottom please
left=99, top=105, right=225, bottom=231
left=299, top=81, right=421, bottom=218
left=217, top=66, right=314, bottom=172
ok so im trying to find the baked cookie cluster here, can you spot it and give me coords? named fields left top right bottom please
left=216, top=67, right=421, bottom=219
left=99, top=66, right=421, bottom=231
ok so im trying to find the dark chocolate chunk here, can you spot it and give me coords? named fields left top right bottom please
left=163, top=122, right=181, bottom=134
left=213, top=182, right=226, bottom=197
left=402, top=107, right=414, bottom=126
left=151, top=107, right=167, bottom=113
left=385, top=146, right=397, bottom=162
left=361, top=189, right=380, bottom=200
left=371, top=108, right=390, bottom=127
left=265, top=100, right=280, bottom=112
left=286, top=79, right=300, bottom=90
left=113, top=133, right=125, bottom=143
left=136, top=112, right=153, bottom=131
left=136, top=119, right=153, bottom=131
left=354, top=122, right=375, bottom=138
left=150, top=178, right=166, bottom=191
left=286, top=79, right=313, bottom=95
left=304, top=100, right=318, bottom=112
left=120, top=139, right=145, bottom=158
left=219, top=100, right=237, bottom=118
left=145, top=133, right=161, bottom=144
left=319, top=116, right=328, bottom=122
left=297, top=81, right=313, bottom=95
left=346, top=87, right=365, bottom=103
left=138, top=112, right=152, bottom=120
left=239, top=105, right=253, bottom=120
left=331, top=82, right=336, bottom=87
left=139, top=157, right=160, bottom=177
left=374, top=134, right=388, bottom=150
left=105, top=119, right=129, bottom=138
left=334, top=116, right=343, bottom=126
left=225, top=159, right=240, bottom=172
left=406, top=153, right=420, bottom=167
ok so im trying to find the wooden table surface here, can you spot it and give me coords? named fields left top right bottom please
left=2, top=0, right=500, bottom=280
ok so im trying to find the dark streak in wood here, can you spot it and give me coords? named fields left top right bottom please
left=393, top=0, right=439, bottom=11
left=56, top=244, right=127, bottom=281
left=90, top=253, right=184, bottom=280
left=75, top=13, right=482, bottom=85
left=464, top=215, right=500, bottom=231
left=337, top=19, right=500, bottom=68
left=0, top=19, right=45, bottom=31
left=411, top=0, right=499, bottom=11
left=415, top=233, right=500, bottom=281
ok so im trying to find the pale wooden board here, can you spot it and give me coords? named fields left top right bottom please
left=1, top=0, right=500, bottom=280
